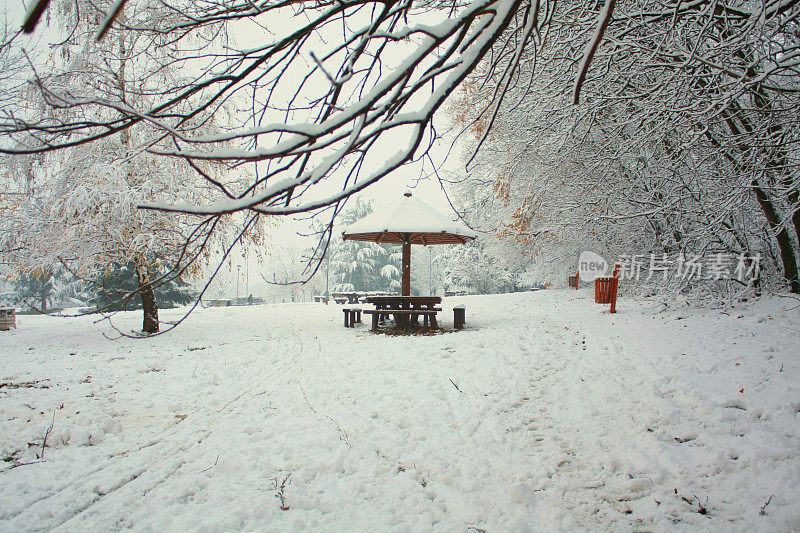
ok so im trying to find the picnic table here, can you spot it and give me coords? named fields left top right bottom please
left=0, top=307, right=16, bottom=331
left=331, top=291, right=394, bottom=304
left=362, top=295, right=442, bottom=331
left=330, top=292, right=366, bottom=304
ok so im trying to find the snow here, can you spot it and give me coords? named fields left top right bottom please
left=1, top=290, right=799, bottom=530
left=344, top=193, right=477, bottom=238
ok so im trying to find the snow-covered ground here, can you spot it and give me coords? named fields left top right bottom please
left=1, top=290, right=799, bottom=531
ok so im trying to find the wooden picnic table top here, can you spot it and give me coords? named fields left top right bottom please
left=331, top=291, right=395, bottom=303
left=363, top=295, right=442, bottom=307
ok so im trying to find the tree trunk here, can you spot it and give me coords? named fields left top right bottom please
left=752, top=182, right=800, bottom=293
left=704, top=123, right=800, bottom=294
left=136, top=263, right=159, bottom=333
left=749, top=84, right=800, bottom=259
left=120, top=10, right=160, bottom=330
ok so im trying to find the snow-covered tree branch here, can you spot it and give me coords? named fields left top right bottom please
left=3, top=0, right=542, bottom=220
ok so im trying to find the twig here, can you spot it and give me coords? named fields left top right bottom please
left=39, top=411, right=55, bottom=460
left=574, top=0, right=617, bottom=104
left=202, top=454, right=220, bottom=472
left=0, top=380, right=50, bottom=390
left=759, top=495, right=774, bottom=515
left=271, top=472, right=292, bottom=510
left=326, top=416, right=350, bottom=447
left=449, top=378, right=463, bottom=393
left=691, top=493, right=709, bottom=515
left=7, top=459, right=46, bottom=470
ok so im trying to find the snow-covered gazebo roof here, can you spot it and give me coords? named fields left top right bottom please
left=342, top=192, right=477, bottom=245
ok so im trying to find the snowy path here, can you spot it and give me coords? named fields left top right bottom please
left=1, top=291, right=798, bottom=531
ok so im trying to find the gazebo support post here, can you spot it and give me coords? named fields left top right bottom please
left=343, top=192, right=477, bottom=312
left=401, top=234, right=411, bottom=296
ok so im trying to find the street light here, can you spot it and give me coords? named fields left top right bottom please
left=236, top=265, right=241, bottom=300
left=428, top=247, right=433, bottom=296
left=325, top=252, right=330, bottom=304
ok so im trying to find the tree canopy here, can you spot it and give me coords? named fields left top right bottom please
left=2, top=0, right=799, bottom=304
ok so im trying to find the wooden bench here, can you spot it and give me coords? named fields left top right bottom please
left=342, top=307, right=362, bottom=327
left=453, top=305, right=466, bottom=330
left=363, top=309, right=440, bottom=331
left=368, top=307, right=442, bottom=319
left=594, top=264, right=620, bottom=313
left=0, top=308, right=16, bottom=331
left=568, top=272, right=579, bottom=289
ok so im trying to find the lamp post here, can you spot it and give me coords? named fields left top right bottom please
left=429, top=247, right=433, bottom=296
left=325, top=252, right=330, bottom=304
left=236, top=265, right=241, bottom=301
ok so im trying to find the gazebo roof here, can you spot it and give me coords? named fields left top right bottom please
left=342, top=193, right=477, bottom=245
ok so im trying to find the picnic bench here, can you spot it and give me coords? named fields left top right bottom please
left=362, top=295, right=442, bottom=331
left=342, top=307, right=362, bottom=327
left=331, top=292, right=361, bottom=304
left=594, top=264, right=621, bottom=313
left=0, top=308, right=16, bottom=331
left=363, top=309, right=441, bottom=331
left=445, top=290, right=468, bottom=297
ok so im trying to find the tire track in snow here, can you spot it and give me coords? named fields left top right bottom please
left=1, top=328, right=314, bottom=530
left=285, top=318, right=363, bottom=448
left=278, top=318, right=575, bottom=528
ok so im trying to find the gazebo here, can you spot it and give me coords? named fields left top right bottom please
left=342, top=192, right=477, bottom=296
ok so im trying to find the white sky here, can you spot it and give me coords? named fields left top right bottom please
left=3, top=0, right=23, bottom=20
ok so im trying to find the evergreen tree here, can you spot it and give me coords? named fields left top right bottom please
left=11, top=271, right=54, bottom=312
left=88, top=261, right=195, bottom=312
left=329, top=199, right=401, bottom=293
